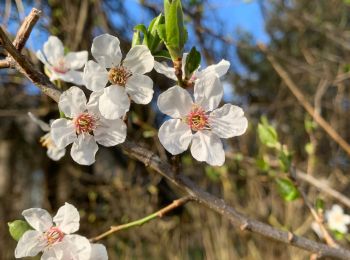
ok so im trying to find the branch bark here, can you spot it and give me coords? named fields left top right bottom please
left=1, top=8, right=350, bottom=259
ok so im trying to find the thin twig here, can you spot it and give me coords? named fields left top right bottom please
left=90, top=196, right=194, bottom=242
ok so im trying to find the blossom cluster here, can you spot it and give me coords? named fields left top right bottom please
left=15, top=203, right=107, bottom=260
left=32, top=35, right=248, bottom=166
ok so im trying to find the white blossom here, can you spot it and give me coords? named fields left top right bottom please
left=28, top=112, right=66, bottom=161
left=154, top=52, right=230, bottom=85
left=89, top=243, right=108, bottom=260
left=15, top=203, right=91, bottom=260
left=83, top=33, right=155, bottom=120
left=157, top=74, right=248, bottom=166
left=36, top=36, right=87, bottom=85
left=325, top=204, right=350, bottom=234
left=50, top=86, right=127, bottom=165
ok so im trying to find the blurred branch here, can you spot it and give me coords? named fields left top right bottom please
left=259, top=44, right=350, bottom=157
left=2, top=8, right=350, bottom=260
left=90, top=196, right=194, bottom=242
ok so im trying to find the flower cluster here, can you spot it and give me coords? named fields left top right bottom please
left=34, top=34, right=247, bottom=167
left=15, top=203, right=107, bottom=260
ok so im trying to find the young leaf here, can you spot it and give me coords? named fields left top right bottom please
left=185, top=47, right=201, bottom=78
left=278, top=148, right=292, bottom=173
left=134, top=24, right=149, bottom=45
left=257, top=118, right=279, bottom=148
left=153, top=50, right=172, bottom=60
left=157, top=24, right=167, bottom=43
left=275, top=178, right=300, bottom=201
left=132, top=30, right=141, bottom=47
left=8, top=220, right=32, bottom=241
left=148, top=14, right=165, bottom=51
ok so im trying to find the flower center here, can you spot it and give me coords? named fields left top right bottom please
left=108, top=66, right=132, bottom=86
left=185, top=105, right=209, bottom=131
left=74, top=113, right=97, bottom=134
left=45, top=227, right=64, bottom=246
left=52, top=58, right=68, bottom=74
left=40, top=134, right=55, bottom=149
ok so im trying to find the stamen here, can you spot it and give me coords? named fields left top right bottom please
left=185, top=105, right=209, bottom=131
left=108, top=66, right=132, bottom=86
left=45, top=227, right=64, bottom=246
left=52, top=58, right=68, bottom=74
left=40, top=134, right=54, bottom=148
left=74, top=113, right=98, bottom=134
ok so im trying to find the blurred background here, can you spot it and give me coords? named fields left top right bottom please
left=1, top=0, right=350, bottom=259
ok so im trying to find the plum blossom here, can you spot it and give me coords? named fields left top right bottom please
left=15, top=203, right=91, bottom=259
left=36, top=36, right=87, bottom=85
left=28, top=112, right=65, bottom=161
left=325, top=204, right=350, bottom=233
left=50, top=86, right=127, bottom=165
left=83, top=33, right=154, bottom=120
left=154, top=52, right=230, bottom=85
left=157, top=74, right=248, bottom=166
left=89, top=243, right=108, bottom=260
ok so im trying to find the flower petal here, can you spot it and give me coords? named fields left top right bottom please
left=158, top=119, right=192, bottom=155
left=90, top=244, right=108, bottom=260
left=123, top=45, right=154, bottom=74
left=64, top=235, right=92, bottom=260
left=99, top=86, right=130, bottom=120
left=70, top=134, right=98, bottom=165
left=190, top=131, right=225, bottom=166
left=59, top=86, right=87, bottom=118
left=28, top=112, right=50, bottom=132
left=51, top=118, right=76, bottom=148
left=125, top=74, right=154, bottom=104
left=43, top=36, right=64, bottom=66
left=86, top=91, right=102, bottom=115
left=94, top=118, right=127, bottom=147
left=22, top=208, right=53, bottom=232
left=157, top=85, right=193, bottom=118
left=209, top=104, right=248, bottom=138
left=153, top=61, right=177, bottom=81
left=200, top=59, right=230, bottom=78
left=53, top=202, right=80, bottom=234
left=36, top=50, right=50, bottom=67
left=194, top=74, right=223, bottom=112
left=83, top=60, right=109, bottom=92
left=91, top=34, right=122, bottom=68
left=47, top=146, right=66, bottom=161
left=59, top=70, right=85, bottom=85
left=64, top=51, right=88, bottom=70
left=15, top=230, right=46, bottom=258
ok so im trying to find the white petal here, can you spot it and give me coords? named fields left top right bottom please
left=87, top=91, right=102, bottom=115
left=125, top=74, right=154, bottom=104
left=123, top=45, right=154, bottom=74
left=194, top=74, right=223, bottom=112
left=70, top=134, right=98, bottom=165
left=59, top=87, right=87, bottom=118
left=200, top=59, right=230, bottom=78
left=157, top=85, right=193, bottom=118
left=153, top=61, right=177, bottom=81
left=99, top=86, right=130, bottom=120
left=90, top=244, right=108, bottom=260
left=22, top=208, right=53, bottom=232
left=43, top=36, right=64, bottom=66
left=209, top=104, right=248, bottom=138
left=94, top=118, right=126, bottom=147
left=91, top=34, right=122, bottom=68
left=51, top=119, right=76, bottom=148
left=190, top=131, right=225, bottom=166
left=64, top=51, right=88, bottom=70
left=15, top=230, right=46, bottom=258
left=47, top=146, right=66, bottom=161
left=158, top=119, right=192, bottom=155
left=36, top=50, right=50, bottom=67
left=59, top=70, right=85, bottom=85
left=53, top=202, right=80, bottom=234
left=83, top=60, right=109, bottom=92
left=28, top=112, right=50, bottom=132
left=41, top=244, right=67, bottom=260
left=64, top=235, right=92, bottom=260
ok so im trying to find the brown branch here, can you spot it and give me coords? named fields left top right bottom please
left=2, top=9, right=350, bottom=259
left=259, top=44, right=350, bottom=157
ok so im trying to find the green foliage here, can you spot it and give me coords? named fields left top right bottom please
left=315, top=198, right=325, bottom=212
left=278, top=148, right=292, bottom=173
left=185, top=47, right=201, bottom=78
left=8, top=220, right=32, bottom=241
left=304, top=142, right=314, bottom=155
left=257, top=116, right=279, bottom=148
left=164, top=0, right=187, bottom=59
left=256, top=156, right=270, bottom=172
left=275, top=178, right=300, bottom=201
left=205, top=166, right=221, bottom=182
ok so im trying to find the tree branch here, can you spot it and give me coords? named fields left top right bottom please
left=2, top=9, right=350, bottom=259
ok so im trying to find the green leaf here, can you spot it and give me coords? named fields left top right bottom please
left=184, top=47, right=201, bottom=78
left=132, top=30, right=141, bottom=47
left=156, top=24, right=167, bottom=43
left=278, top=148, right=292, bottom=173
left=257, top=117, right=279, bottom=148
left=164, top=0, right=187, bottom=59
left=315, top=198, right=325, bottom=212
left=275, top=178, right=300, bottom=201
left=148, top=14, right=165, bottom=51
left=305, top=142, right=314, bottom=155
left=153, top=50, right=172, bottom=59
left=134, top=24, right=149, bottom=45
left=256, top=156, right=270, bottom=172
left=8, top=220, right=32, bottom=241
